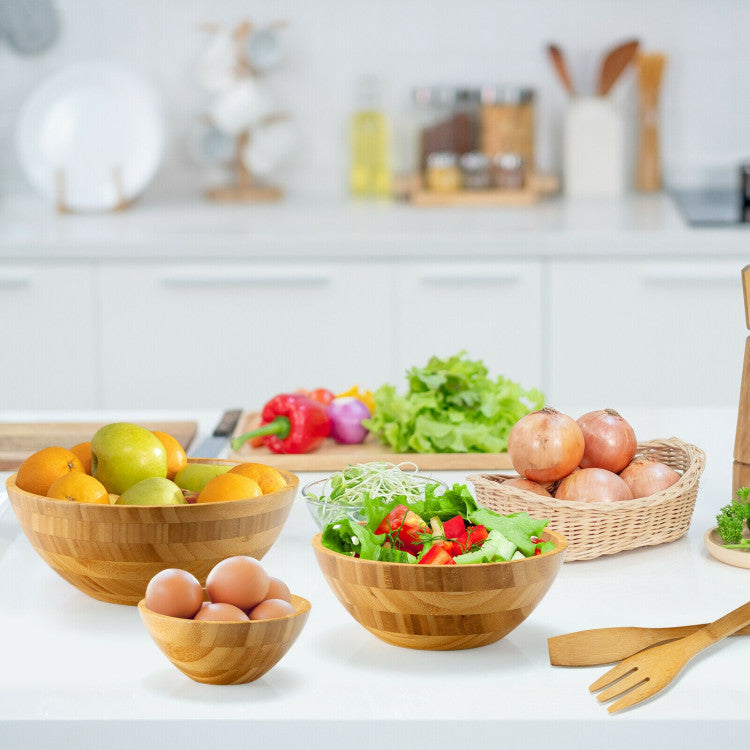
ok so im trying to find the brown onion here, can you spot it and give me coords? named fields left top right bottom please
left=503, top=477, right=552, bottom=497
left=620, top=458, right=680, bottom=498
left=555, top=467, right=633, bottom=503
left=508, top=407, right=585, bottom=483
left=577, top=408, right=637, bottom=473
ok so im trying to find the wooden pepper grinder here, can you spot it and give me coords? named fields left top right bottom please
left=732, top=265, right=750, bottom=494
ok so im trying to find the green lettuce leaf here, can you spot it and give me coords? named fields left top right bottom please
left=321, top=519, right=385, bottom=560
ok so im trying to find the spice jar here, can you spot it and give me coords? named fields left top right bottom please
left=460, top=151, right=491, bottom=190
left=426, top=151, right=462, bottom=192
left=492, top=153, right=525, bottom=190
left=479, top=86, right=535, bottom=173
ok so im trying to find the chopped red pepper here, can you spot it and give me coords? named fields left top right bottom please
left=295, top=388, right=335, bottom=406
left=230, top=393, right=331, bottom=454
left=442, top=515, right=465, bottom=540
left=418, top=542, right=457, bottom=565
left=534, top=546, right=542, bottom=556
left=456, top=525, right=489, bottom=553
left=375, top=505, right=429, bottom=556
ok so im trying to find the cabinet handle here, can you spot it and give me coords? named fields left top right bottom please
left=641, top=270, right=738, bottom=286
left=419, top=274, right=520, bottom=286
left=0, top=273, right=31, bottom=289
left=159, top=273, right=331, bottom=288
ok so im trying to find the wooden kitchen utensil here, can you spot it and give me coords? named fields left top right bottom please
left=546, top=43, right=576, bottom=97
left=635, top=52, right=666, bottom=191
left=596, top=39, right=639, bottom=96
left=732, top=265, right=750, bottom=494
left=589, top=600, right=750, bottom=713
left=549, top=622, right=750, bottom=666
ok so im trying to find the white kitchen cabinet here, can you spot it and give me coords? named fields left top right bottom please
left=0, top=264, right=98, bottom=410
left=97, top=261, right=395, bottom=409
left=392, top=261, right=544, bottom=394
left=547, top=259, right=746, bottom=407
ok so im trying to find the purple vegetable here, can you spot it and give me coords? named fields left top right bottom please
left=326, top=397, right=371, bottom=445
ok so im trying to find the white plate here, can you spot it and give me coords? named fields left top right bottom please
left=704, top=527, right=750, bottom=569
left=16, top=61, right=165, bottom=212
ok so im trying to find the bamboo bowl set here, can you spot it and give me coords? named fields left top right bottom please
left=470, top=438, right=705, bottom=562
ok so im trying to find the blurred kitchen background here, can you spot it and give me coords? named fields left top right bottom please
left=1, top=0, right=749, bottom=415
left=0, top=0, right=748, bottom=200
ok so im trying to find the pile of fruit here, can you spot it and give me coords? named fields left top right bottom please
left=14, top=421, right=287, bottom=506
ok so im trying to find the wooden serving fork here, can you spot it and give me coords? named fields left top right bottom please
left=589, top=601, right=750, bottom=713
left=548, top=622, right=750, bottom=666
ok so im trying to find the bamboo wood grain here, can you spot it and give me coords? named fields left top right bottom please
left=549, top=622, right=750, bottom=666
left=742, top=265, right=750, bottom=330
left=0, top=420, right=197, bottom=471
left=311, top=529, right=568, bottom=651
left=734, top=337, right=750, bottom=470
left=597, top=39, right=639, bottom=96
left=5, top=460, right=298, bottom=605
left=590, top=600, right=750, bottom=713
left=635, top=52, right=666, bottom=192
left=229, top=412, right=514, bottom=471
left=138, top=594, right=310, bottom=684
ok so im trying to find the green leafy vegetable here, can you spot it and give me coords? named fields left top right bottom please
left=364, top=352, right=544, bottom=453
left=716, top=486, right=750, bottom=547
left=469, top=508, right=549, bottom=557
left=321, top=518, right=384, bottom=560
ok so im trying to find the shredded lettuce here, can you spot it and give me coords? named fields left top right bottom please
left=364, top=352, right=544, bottom=453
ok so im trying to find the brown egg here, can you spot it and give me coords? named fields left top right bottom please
left=264, top=576, right=291, bottom=603
left=206, top=556, right=270, bottom=611
left=145, top=568, right=204, bottom=619
left=248, top=598, right=296, bottom=621
left=193, top=602, right=250, bottom=622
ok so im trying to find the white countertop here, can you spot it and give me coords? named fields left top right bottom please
left=0, top=191, right=748, bottom=261
left=0, top=407, right=748, bottom=749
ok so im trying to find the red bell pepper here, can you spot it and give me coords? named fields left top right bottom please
left=375, top=505, right=429, bottom=556
left=230, top=393, right=331, bottom=454
left=418, top=542, right=456, bottom=565
left=456, top=525, right=489, bottom=553
left=442, top=515, right=465, bottom=540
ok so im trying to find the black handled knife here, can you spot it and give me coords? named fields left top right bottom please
left=189, top=409, right=243, bottom=458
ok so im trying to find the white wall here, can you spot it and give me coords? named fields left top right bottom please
left=0, top=0, right=748, bottom=201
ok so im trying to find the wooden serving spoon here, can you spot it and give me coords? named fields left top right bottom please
left=547, top=43, right=576, bottom=97
left=597, top=38, right=640, bottom=96
left=548, top=621, right=750, bottom=666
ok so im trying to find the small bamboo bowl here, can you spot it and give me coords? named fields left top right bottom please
left=312, top=529, right=567, bottom=651
left=138, top=594, right=311, bottom=684
left=5, top=459, right=299, bottom=605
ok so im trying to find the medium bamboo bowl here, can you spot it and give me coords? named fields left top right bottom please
left=311, top=529, right=567, bottom=651
left=138, top=594, right=310, bottom=684
left=5, top=459, right=298, bottom=606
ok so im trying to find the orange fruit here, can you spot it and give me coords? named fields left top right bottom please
left=228, top=462, right=286, bottom=494
left=15, top=446, right=84, bottom=496
left=47, top=472, right=109, bottom=504
left=70, top=441, right=92, bottom=474
left=197, top=472, right=262, bottom=504
left=152, top=430, right=188, bottom=480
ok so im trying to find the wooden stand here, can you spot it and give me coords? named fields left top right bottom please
left=732, top=265, right=750, bottom=495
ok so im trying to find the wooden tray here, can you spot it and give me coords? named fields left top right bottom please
left=0, top=421, right=198, bottom=472
left=227, top=412, right=513, bottom=472
left=704, top=527, right=750, bottom=570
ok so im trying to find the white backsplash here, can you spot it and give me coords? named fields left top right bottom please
left=0, top=0, right=747, bottom=201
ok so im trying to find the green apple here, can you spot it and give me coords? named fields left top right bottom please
left=91, top=422, right=168, bottom=495
left=174, top=463, right=232, bottom=493
left=115, top=477, right=187, bottom=506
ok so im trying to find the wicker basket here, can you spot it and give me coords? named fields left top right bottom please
left=469, top=438, right=706, bottom=562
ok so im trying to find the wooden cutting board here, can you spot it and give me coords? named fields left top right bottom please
left=227, top=412, right=513, bottom=472
left=0, top=421, right=198, bottom=472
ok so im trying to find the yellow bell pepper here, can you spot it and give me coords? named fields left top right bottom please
left=337, top=385, right=376, bottom=414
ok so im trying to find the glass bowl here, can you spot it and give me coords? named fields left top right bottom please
left=302, top=471, right=448, bottom=531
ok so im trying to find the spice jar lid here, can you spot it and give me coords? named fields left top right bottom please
left=426, top=151, right=459, bottom=168
left=480, top=86, right=535, bottom=105
left=412, top=86, right=481, bottom=108
left=460, top=151, right=489, bottom=171
left=493, top=153, right=524, bottom=170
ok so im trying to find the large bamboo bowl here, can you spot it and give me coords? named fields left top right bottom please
left=138, top=594, right=311, bottom=685
left=5, top=459, right=298, bottom=606
left=312, top=529, right=568, bottom=651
